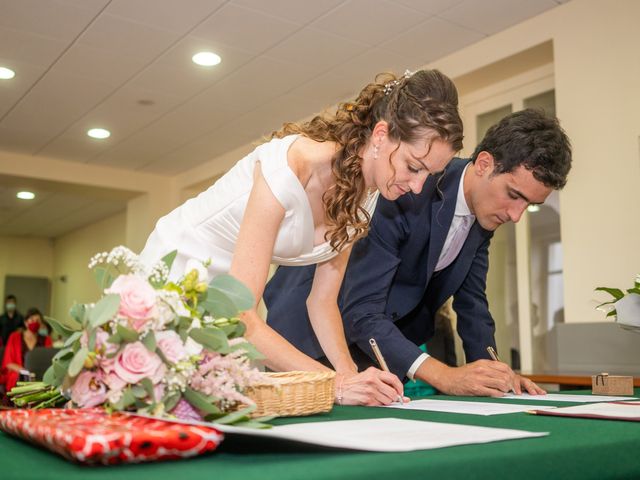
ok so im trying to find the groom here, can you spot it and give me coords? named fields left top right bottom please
left=264, top=109, right=572, bottom=397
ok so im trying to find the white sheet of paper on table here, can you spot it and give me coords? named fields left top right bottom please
left=535, top=401, right=640, bottom=420
left=500, top=393, right=638, bottom=403
left=382, top=398, right=557, bottom=415
left=212, top=418, right=548, bottom=452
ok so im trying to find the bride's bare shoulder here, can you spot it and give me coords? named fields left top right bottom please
left=288, top=136, right=337, bottom=172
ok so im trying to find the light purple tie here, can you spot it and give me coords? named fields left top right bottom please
left=435, top=215, right=474, bottom=271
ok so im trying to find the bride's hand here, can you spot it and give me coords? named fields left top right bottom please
left=335, top=367, right=406, bottom=406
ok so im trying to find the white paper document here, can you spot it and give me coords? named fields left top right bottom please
left=213, top=418, right=548, bottom=452
left=533, top=401, right=640, bottom=420
left=383, top=398, right=557, bottom=416
left=501, top=393, right=638, bottom=403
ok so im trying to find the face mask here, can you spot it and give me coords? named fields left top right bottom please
left=38, top=328, right=48, bottom=336
left=5, top=302, right=16, bottom=312
left=27, top=322, right=40, bottom=333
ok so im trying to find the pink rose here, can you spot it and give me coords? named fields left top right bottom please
left=107, top=274, right=157, bottom=331
left=155, top=330, right=188, bottom=364
left=71, top=371, right=107, bottom=408
left=114, top=341, right=165, bottom=384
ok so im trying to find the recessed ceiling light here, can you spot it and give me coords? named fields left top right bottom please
left=87, top=128, right=111, bottom=139
left=192, top=51, right=221, bottom=67
left=17, top=191, right=35, bottom=200
left=0, top=66, right=15, bottom=80
left=527, top=205, right=541, bottom=213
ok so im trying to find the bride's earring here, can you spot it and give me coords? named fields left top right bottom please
left=373, top=144, right=379, bottom=161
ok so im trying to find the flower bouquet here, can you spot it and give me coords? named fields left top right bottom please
left=8, top=246, right=268, bottom=427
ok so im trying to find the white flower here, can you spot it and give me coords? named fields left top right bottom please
left=155, top=290, right=190, bottom=326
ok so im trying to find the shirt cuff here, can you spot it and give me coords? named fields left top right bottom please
left=406, top=353, right=430, bottom=381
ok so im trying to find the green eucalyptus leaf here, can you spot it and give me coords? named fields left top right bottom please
left=142, top=331, right=156, bottom=352
left=88, top=329, right=97, bottom=351
left=89, top=294, right=120, bottom=328
left=208, top=274, right=254, bottom=311
left=213, top=404, right=256, bottom=425
left=229, top=341, right=265, bottom=360
left=68, top=304, right=87, bottom=326
left=162, top=392, right=181, bottom=412
left=52, top=358, right=69, bottom=381
left=230, top=419, right=273, bottom=429
left=189, top=327, right=229, bottom=353
left=140, top=378, right=155, bottom=399
left=116, top=324, right=139, bottom=342
left=42, top=365, right=57, bottom=387
left=68, top=347, right=89, bottom=377
left=131, top=385, right=147, bottom=398
left=200, top=289, right=237, bottom=319
left=63, top=331, right=83, bottom=348
left=107, top=332, right=122, bottom=344
left=161, top=250, right=178, bottom=272
left=93, top=265, right=116, bottom=290
left=183, top=387, right=221, bottom=415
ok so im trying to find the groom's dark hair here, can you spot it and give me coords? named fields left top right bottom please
left=471, top=109, right=572, bottom=189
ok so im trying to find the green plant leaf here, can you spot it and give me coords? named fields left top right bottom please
left=161, top=250, right=178, bottom=272
left=229, top=341, right=265, bottom=360
left=142, top=331, right=156, bottom=352
left=189, top=327, right=229, bottom=353
left=208, top=274, right=254, bottom=311
left=626, top=288, right=640, bottom=295
left=89, top=294, right=120, bottom=328
left=213, top=404, right=256, bottom=425
left=63, top=331, right=83, bottom=348
left=131, top=385, right=147, bottom=398
left=140, top=378, right=155, bottom=400
left=116, top=324, right=139, bottom=342
left=231, top=419, right=273, bottom=429
left=162, top=392, right=181, bottom=412
left=68, top=347, right=89, bottom=377
left=42, top=365, right=57, bottom=386
left=594, top=287, right=625, bottom=300
left=68, top=303, right=87, bottom=326
left=200, top=288, right=238, bottom=318
left=183, top=387, right=221, bottom=415
left=93, top=265, right=116, bottom=290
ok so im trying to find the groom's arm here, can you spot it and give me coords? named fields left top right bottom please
left=341, top=198, right=425, bottom=380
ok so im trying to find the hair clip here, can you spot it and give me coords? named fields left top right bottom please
left=383, top=69, right=415, bottom=96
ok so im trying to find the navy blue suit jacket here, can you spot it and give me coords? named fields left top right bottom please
left=264, top=158, right=497, bottom=380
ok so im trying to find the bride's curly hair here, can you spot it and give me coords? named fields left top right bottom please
left=272, top=69, right=463, bottom=251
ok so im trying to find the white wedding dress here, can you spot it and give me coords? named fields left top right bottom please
left=139, top=135, right=379, bottom=280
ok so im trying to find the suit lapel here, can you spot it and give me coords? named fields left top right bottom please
left=424, top=161, right=468, bottom=283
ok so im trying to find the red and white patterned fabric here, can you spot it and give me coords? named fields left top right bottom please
left=0, top=408, right=223, bottom=464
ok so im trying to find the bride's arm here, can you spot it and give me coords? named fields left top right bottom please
left=230, top=162, right=328, bottom=373
left=306, top=248, right=358, bottom=374
left=232, top=163, right=404, bottom=405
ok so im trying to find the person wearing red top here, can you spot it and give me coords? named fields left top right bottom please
left=0, top=307, right=52, bottom=393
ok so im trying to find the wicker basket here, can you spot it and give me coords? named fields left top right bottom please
left=244, top=371, right=335, bottom=418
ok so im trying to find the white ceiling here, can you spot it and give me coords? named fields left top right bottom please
left=0, top=0, right=566, bottom=237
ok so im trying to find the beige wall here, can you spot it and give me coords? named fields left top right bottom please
left=423, top=0, right=640, bottom=324
left=0, top=236, right=54, bottom=309
left=51, top=213, right=126, bottom=324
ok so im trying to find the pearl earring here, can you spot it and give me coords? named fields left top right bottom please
left=373, top=145, right=379, bottom=161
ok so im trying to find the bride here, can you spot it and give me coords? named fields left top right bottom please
left=140, top=69, right=463, bottom=406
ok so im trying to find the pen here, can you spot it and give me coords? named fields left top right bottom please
left=486, top=346, right=500, bottom=362
left=369, top=338, right=403, bottom=403
left=486, top=346, right=515, bottom=394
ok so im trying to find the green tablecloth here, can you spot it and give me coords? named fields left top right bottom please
left=1, top=389, right=639, bottom=480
